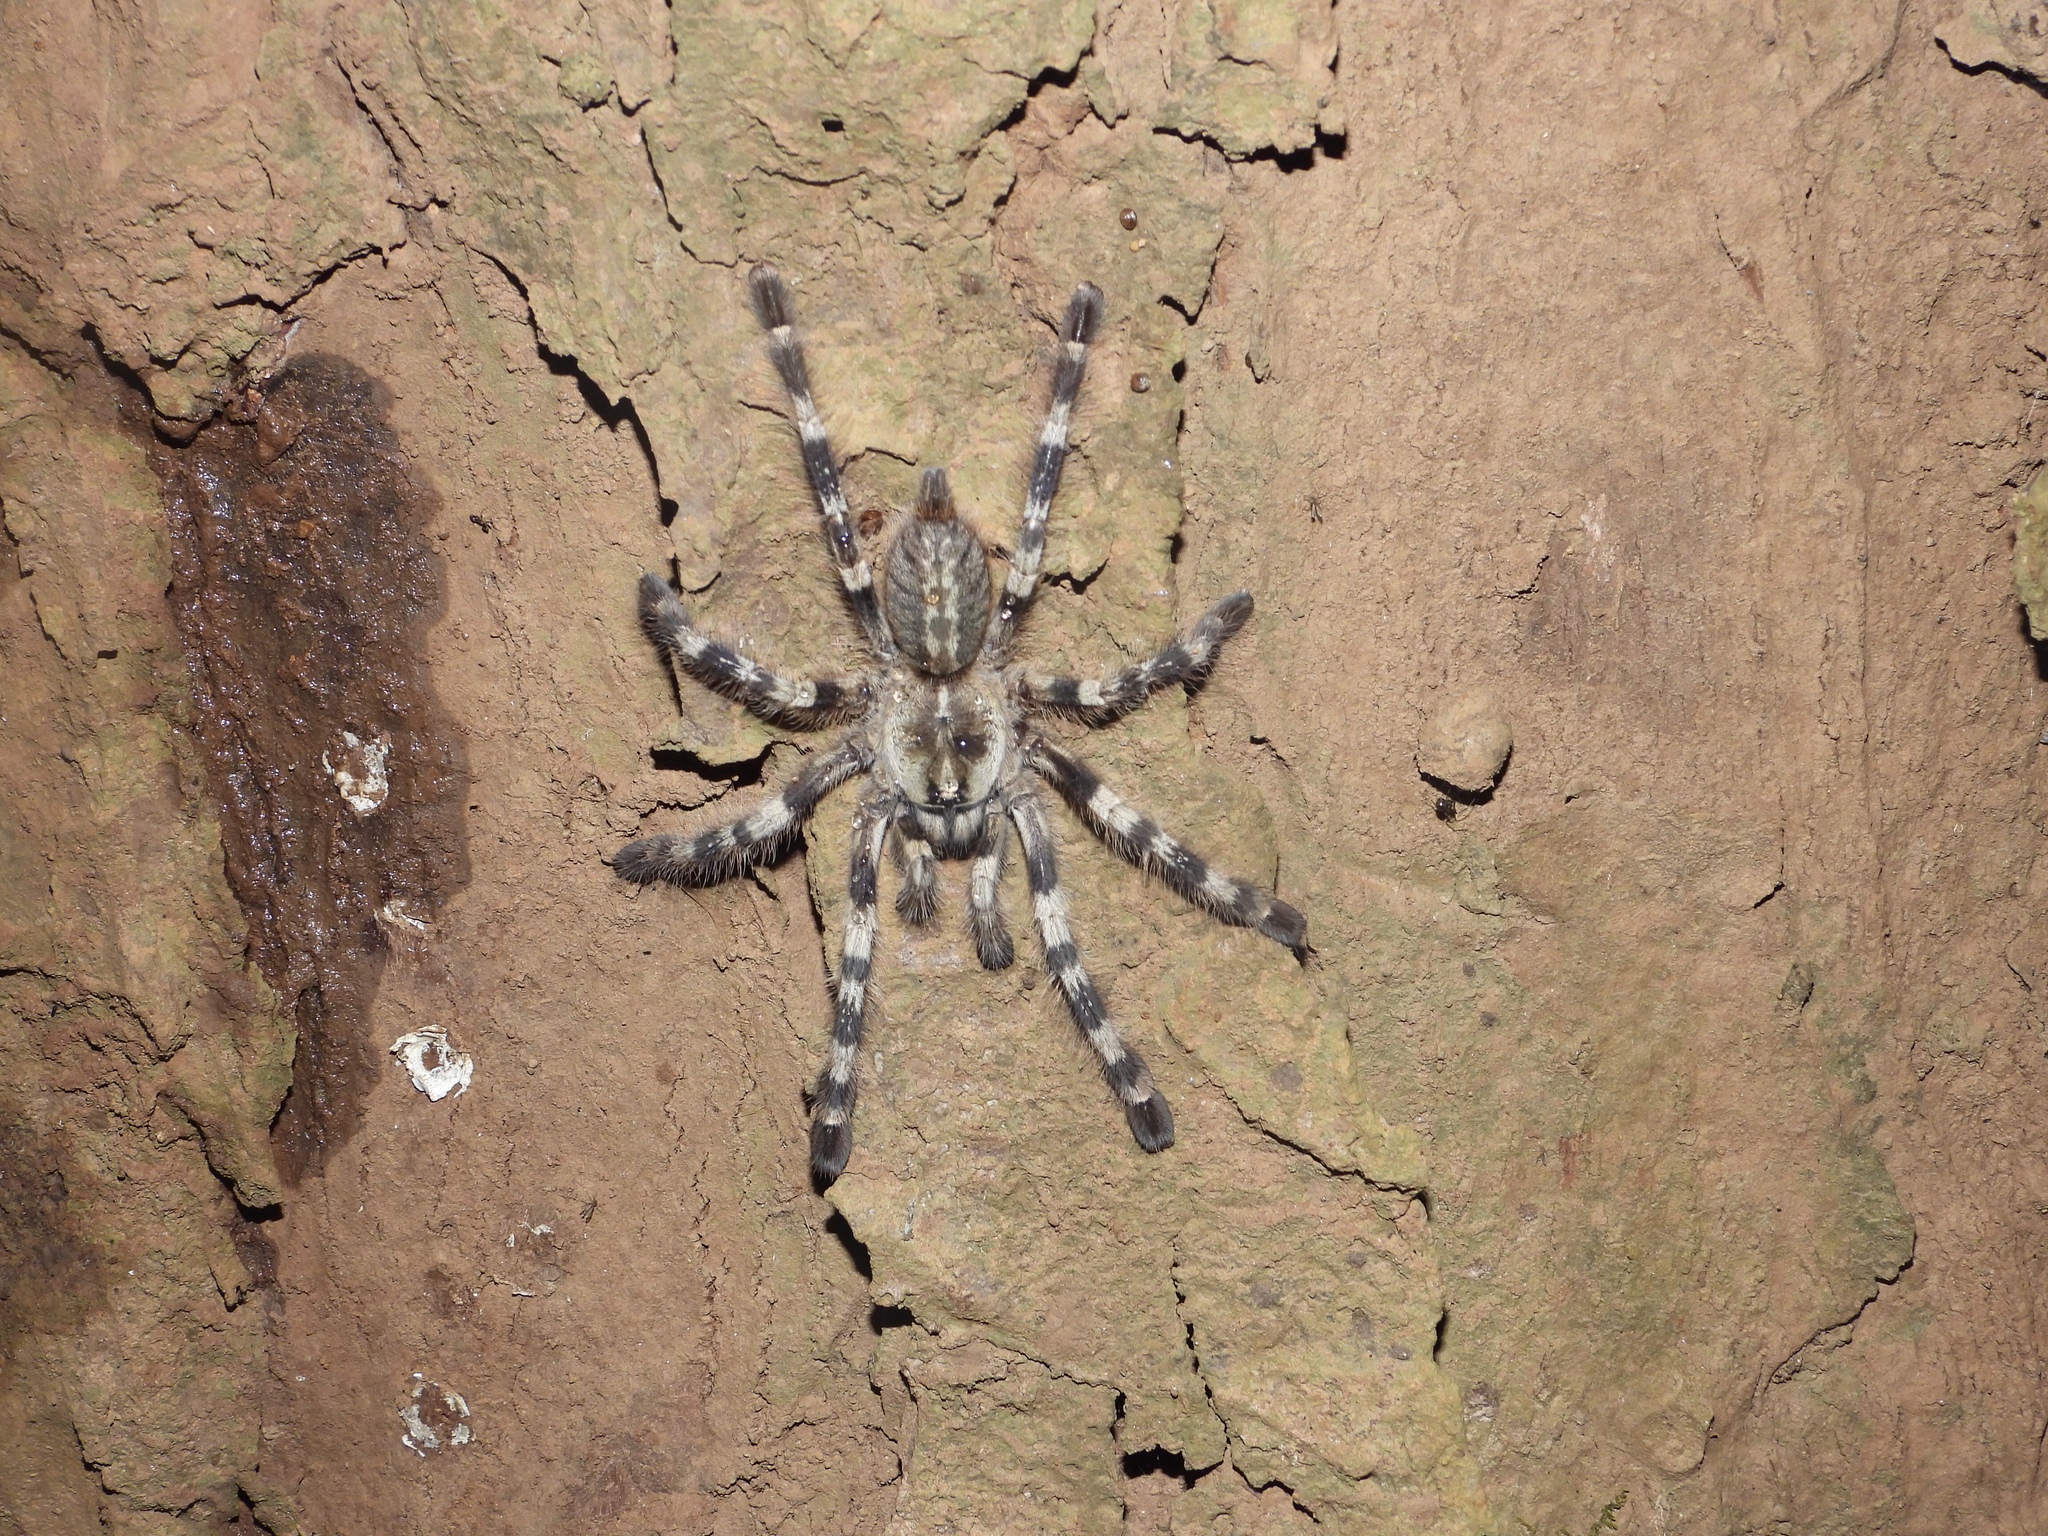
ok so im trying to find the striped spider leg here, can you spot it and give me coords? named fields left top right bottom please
left=1019, top=594, right=1304, bottom=951
left=1028, top=741, right=1306, bottom=955
left=747, top=263, right=897, bottom=659
left=982, top=282, right=1103, bottom=662
left=965, top=812, right=1015, bottom=971
left=1008, top=789, right=1175, bottom=1151
left=1020, top=590, right=1253, bottom=725
left=613, top=736, right=873, bottom=888
left=810, top=796, right=895, bottom=1179
left=890, top=818, right=940, bottom=926
left=637, top=573, right=870, bottom=730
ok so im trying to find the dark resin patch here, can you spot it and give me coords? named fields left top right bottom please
left=155, top=356, right=467, bottom=1185
left=0, top=1099, right=110, bottom=1349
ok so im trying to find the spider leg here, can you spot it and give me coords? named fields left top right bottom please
left=612, top=736, right=872, bottom=887
left=967, top=811, right=1015, bottom=970
left=891, top=816, right=938, bottom=926
left=746, top=263, right=896, bottom=658
left=983, top=283, right=1104, bottom=660
left=1008, top=791, right=1174, bottom=1153
left=1027, top=741, right=1307, bottom=956
left=812, top=797, right=893, bottom=1182
left=638, top=573, right=870, bottom=730
left=1022, top=591, right=1252, bottom=726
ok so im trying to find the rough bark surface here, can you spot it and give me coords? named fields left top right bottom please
left=3, top=1, right=2046, bottom=1532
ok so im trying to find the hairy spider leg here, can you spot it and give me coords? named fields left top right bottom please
left=891, top=817, right=938, bottom=925
left=638, top=573, right=870, bottom=730
left=613, top=737, right=872, bottom=887
left=984, top=283, right=1104, bottom=660
left=1027, top=741, right=1307, bottom=955
left=1008, top=791, right=1174, bottom=1152
left=1022, top=590, right=1253, bottom=726
left=966, top=812, right=1014, bottom=971
left=812, top=798, right=894, bottom=1181
left=746, top=263, right=896, bottom=658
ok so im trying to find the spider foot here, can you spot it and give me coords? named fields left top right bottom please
left=1124, top=1092, right=1175, bottom=1153
left=970, top=909, right=1014, bottom=971
left=810, top=1117, right=853, bottom=1184
left=895, top=877, right=938, bottom=927
left=1259, top=898, right=1309, bottom=956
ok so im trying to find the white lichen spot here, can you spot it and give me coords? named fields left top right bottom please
left=389, top=1026, right=473, bottom=1101
left=378, top=898, right=427, bottom=933
left=1578, top=492, right=1618, bottom=576
left=323, top=729, right=392, bottom=815
left=399, top=1376, right=473, bottom=1456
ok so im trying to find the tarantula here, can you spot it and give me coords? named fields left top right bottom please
left=615, top=264, right=1306, bottom=1182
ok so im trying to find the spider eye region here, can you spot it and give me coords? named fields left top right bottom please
left=883, top=516, right=991, bottom=675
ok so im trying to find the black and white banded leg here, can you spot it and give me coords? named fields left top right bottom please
left=984, top=283, right=1104, bottom=660
left=745, top=263, right=895, bottom=658
left=613, top=737, right=872, bottom=887
left=1028, top=742, right=1307, bottom=955
left=891, top=818, right=938, bottom=926
left=967, top=813, right=1014, bottom=970
left=1009, top=791, right=1174, bottom=1153
left=638, top=573, right=870, bottom=730
left=1022, top=591, right=1252, bottom=726
left=812, top=798, right=893, bottom=1182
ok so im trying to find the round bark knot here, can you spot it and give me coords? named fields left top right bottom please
left=1416, top=688, right=1512, bottom=792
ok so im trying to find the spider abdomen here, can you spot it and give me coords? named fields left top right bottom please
left=883, top=467, right=991, bottom=674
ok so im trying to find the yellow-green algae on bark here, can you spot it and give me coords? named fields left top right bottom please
left=2015, top=468, right=2048, bottom=642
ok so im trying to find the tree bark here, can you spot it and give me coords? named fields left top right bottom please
left=4, top=2, right=2045, bottom=1532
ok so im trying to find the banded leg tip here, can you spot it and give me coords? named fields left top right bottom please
left=1210, top=589, right=1254, bottom=635
left=1125, top=1093, right=1175, bottom=1153
left=1260, top=900, right=1308, bottom=956
left=974, top=927, right=1015, bottom=972
left=810, top=1119, right=853, bottom=1185
left=610, top=836, right=668, bottom=885
left=896, top=883, right=939, bottom=927
left=636, top=571, right=686, bottom=635
left=1064, top=282, right=1105, bottom=344
left=746, top=263, right=792, bottom=328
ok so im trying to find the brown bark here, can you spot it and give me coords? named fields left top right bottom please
left=3, top=2, right=2045, bottom=1532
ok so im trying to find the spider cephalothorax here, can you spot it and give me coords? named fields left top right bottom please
left=616, top=264, right=1306, bottom=1182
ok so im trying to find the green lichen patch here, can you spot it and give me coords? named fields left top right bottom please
left=2014, top=467, right=2048, bottom=641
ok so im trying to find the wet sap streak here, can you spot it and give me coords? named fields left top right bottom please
left=154, top=357, right=468, bottom=1184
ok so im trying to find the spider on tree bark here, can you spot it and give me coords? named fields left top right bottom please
left=614, top=263, right=1306, bottom=1183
